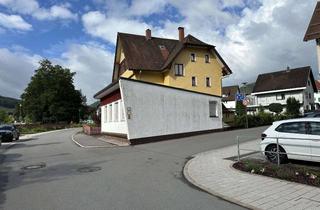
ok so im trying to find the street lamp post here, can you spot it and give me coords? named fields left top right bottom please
left=19, top=104, right=22, bottom=123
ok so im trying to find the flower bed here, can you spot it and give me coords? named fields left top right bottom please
left=233, top=159, right=320, bottom=187
left=83, top=124, right=101, bottom=135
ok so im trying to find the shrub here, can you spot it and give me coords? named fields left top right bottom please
left=269, top=103, right=283, bottom=115
left=286, top=97, right=300, bottom=117
left=258, top=105, right=265, bottom=114
left=235, top=101, right=246, bottom=116
left=235, top=112, right=282, bottom=128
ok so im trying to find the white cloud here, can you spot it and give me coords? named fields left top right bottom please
left=0, top=0, right=77, bottom=21
left=0, top=43, right=113, bottom=103
left=0, top=48, right=40, bottom=98
left=82, top=11, right=149, bottom=44
left=102, top=0, right=168, bottom=17
left=220, top=0, right=318, bottom=85
left=2, top=0, right=319, bottom=103
left=56, top=43, right=114, bottom=102
left=221, top=0, right=245, bottom=8
left=0, top=12, right=32, bottom=30
left=82, top=0, right=319, bottom=88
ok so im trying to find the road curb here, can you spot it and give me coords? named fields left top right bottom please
left=0, top=142, right=16, bottom=153
left=71, top=132, right=116, bottom=148
left=21, top=128, right=75, bottom=140
left=183, top=156, right=258, bottom=210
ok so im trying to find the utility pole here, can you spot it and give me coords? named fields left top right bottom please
left=78, top=109, right=81, bottom=123
left=242, top=82, right=249, bottom=129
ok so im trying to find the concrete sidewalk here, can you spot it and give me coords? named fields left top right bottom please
left=184, top=140, right=320, bottom=210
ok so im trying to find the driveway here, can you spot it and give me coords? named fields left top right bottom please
left=0, top=126, right=267, bottom=210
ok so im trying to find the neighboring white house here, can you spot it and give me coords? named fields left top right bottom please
left=249, top=66, right=317, bottom=114
left=222, top=85, right=239, bottom=111
left=314, top=80, right=320, bottom=109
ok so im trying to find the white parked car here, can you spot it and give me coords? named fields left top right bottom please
left=260, top=118, right=320, bottom=164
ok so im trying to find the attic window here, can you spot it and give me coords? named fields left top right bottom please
left=205, top=54, right=210, bottom=63
left=190, top=53, right=196, bottom=62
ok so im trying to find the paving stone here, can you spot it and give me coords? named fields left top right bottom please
left=185, top=139, right=320, bottom=210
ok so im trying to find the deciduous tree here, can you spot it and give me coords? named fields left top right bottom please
left=21, top=59, right=85, bottom=123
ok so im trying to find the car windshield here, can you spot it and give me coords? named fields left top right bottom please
left=0, top=126, right=12, bottom=130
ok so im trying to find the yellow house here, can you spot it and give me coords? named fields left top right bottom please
left=94, top=27, right=232, bottom=143
left=112, top=27, right=231, bottom=96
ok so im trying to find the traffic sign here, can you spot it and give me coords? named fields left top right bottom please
left=242, top=98, right=249, bottom=106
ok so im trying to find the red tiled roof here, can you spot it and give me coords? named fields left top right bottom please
left=222, top=85, right=239, bottom=101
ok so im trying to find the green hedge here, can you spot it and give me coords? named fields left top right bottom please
left=235, top=113, right=290, bottom=128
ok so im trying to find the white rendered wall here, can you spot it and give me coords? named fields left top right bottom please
left=303, top=78, right=315, bottom=110
left=119, top=79, right=223, bottom=140
left=223, top=101, right=236, bottom=109
left=255, top=90, right=304, bottom=106
left=101, top=99, right=128, bottom=134
left=315, top=92, right=320, bottom=105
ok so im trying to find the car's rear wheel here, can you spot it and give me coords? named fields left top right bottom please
left=265, top=144, right=288, bottom=164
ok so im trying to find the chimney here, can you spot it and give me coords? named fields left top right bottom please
left=178, top=27, right=184, bottom=42
left=145, top=29, right=151, bottom=40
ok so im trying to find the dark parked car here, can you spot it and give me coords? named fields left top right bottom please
left=0, top=125, right=20, bottom=142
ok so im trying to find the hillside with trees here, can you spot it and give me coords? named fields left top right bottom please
left=0, top=95, right=20, bottom=113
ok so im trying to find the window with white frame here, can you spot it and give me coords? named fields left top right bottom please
left=209, top=101, right=217, bottom=117
left=190, top=53, right=196, bottom=62
left=114, top=102, right=119, bottom=122
left=206, top=77, right=211, bottom=87
left=174, top=64, right=184, bottom=76
left=108, top=104, right=113, bottom=122
left=276, top=93, right=285, bottom=100
left=205, top=54, right=210, bottom=63
left=192, top=76, right=197, bottom=86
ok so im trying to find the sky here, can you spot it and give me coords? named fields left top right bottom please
left=0, top=0, right=318, bottom=103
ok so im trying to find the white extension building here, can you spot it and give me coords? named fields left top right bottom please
left=94, top=78, right=223, bottom=143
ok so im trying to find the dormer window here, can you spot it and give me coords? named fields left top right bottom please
left=190, top=53, right=196, bottom=62
left=205, top=54, right=210, bottom=63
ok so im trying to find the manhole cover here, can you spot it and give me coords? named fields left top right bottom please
left=22, top=163, right=46, bottom=170
left=77, top=166, right=101, bottom=173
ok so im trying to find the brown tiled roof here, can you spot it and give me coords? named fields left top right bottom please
left=222, top=85, right=239, bottom=101
left=252, top=66, right=317, bottom=93
left=304, top=2, right=320, bottom=41
left=119, top=33, right=178, bottom=71
left=118, top=33, right=231, bottom=75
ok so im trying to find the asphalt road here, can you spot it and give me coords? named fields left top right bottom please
left=0, top=126, right=267, bottom=210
